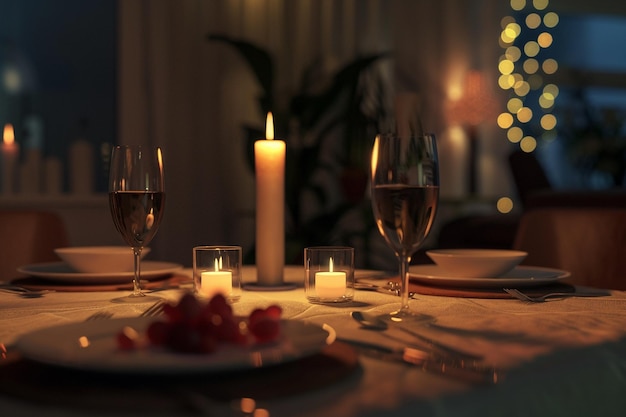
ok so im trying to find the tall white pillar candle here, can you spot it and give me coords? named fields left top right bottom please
left=1, top=124, right=18, bottom=194
left=254, top=112, right=285, bottom=285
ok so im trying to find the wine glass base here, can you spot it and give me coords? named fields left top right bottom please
left=111, top=293, right=161, bottom=304
left=388, top=309, right=434, bottom=324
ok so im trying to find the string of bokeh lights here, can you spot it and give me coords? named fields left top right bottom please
left=495, top=0, right=559, bottom=213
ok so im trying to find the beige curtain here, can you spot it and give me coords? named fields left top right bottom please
left=118, top=0, right=508, bottom=266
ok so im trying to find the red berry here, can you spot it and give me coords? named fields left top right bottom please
left=249, top=318, right=281, bottom=343
left=211, top=314, right=242, bottom=343
left=167, top=321, right=201, bottom=353
left=176, top=292, right=203, bottom=321
left=162, top=302, right=182, bottom=322
left=264, top=305, right=282, bottom=319
left=248, top=308, right=266, bottom=327
left=207, top=294, right=233, bottom=318
left=195, top=321, right=219, bottom=353
left=146, top=321, right=170, bottom=346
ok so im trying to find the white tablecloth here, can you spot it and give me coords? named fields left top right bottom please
left=2, top=266, right=626, bottom=416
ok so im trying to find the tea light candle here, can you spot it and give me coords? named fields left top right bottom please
left=201, top=258, right=232, bottom=297
left=315, top=257, right=346, bottom=299
left=254, top=112, right=285, bottom=286
left=1, top=124, right=18, bottom=194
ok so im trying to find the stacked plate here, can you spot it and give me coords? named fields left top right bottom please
left=410, top=249, right=570, bottom=288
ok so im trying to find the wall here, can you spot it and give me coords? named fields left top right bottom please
left=117, top=0, right=514, bottom=268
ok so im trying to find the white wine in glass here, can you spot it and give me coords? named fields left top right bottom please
left=109, top=145, right=165, bottom=302
left=370, top=133, right=439, bottom=318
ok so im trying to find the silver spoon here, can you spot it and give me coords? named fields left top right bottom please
left=351, top=311, right=482, bottom=361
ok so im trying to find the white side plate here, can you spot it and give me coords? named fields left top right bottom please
left=15, top=317, right=334, bottom=375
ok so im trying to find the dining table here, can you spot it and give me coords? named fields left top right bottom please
left=2, top=264, right=626, bottom=417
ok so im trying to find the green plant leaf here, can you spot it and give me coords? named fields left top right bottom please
left=290, top=53, right=388, bottom=131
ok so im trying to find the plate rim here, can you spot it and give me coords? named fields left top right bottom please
left=409, top=265, right=570, bottom=288
left=15, top=317, right=333, bottom=375
left=16, top=261, right=184, bottom=283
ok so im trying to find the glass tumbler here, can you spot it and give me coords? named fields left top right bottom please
left=305, top=246, right=354, bottom=303
left=193, top=245, right=242, bottom=302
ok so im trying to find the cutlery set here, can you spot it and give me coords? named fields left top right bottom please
left=502, top=288, right=607, bottom=302
left=338, top=337, right=500, bottom=385
left=347, top=310, right=499, bottom=384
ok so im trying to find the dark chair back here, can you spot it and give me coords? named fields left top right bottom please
left=0, top=210, right=69, bottom=280
left=513, top=207, right=626, bottom=290
left=508, top=150, right=552, bottom=208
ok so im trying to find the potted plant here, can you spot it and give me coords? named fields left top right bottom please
left=208, top=34, right=388, bottom=263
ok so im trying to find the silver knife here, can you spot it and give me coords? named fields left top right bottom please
left=339, top=338, right=501, bottom=385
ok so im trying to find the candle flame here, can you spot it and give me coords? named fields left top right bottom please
left=329, top=257, right=334, bottom=273
left=157, top=147, right=163, bottom=173
left=370, top=135, right=380, bottom=178
left=214, top=257, right=223, bottom=271
left=3, top=124, right=14, bottom=145
left=265, top=112, right=274, bottom=140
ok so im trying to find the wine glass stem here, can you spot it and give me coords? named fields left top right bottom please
left=399, top=256, right=411, bottom=312
left=132, top=247, right=144, bottom=297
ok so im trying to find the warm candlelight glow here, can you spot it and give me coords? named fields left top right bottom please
left=3, top=124, right=15, bottom=145
left=315, top=257, right=346, bottom=299
left=371, top=135, right=379, bottom=178
left=265, top=112, right=274, bottom=140
left=255, top=111, right=285, bottom=285
left=1, top=123, right=19, bottom=194
left=200, top=257, right=232, bottom=297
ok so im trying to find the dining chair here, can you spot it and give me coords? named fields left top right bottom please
left=0, top=210, right=69, bottom=281
left=508, top=150, right=553, bottom=209
left=513, top=207, right=626, bottom=290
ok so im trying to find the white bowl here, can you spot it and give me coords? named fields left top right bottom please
left=426, top=249, right=527, bottom=278
left=54, top=246, right=151, bottom=274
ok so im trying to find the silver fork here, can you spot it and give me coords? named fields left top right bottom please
left=140, top=299, right=166, bottom=317
left=503, top=288, right=604, bottom=303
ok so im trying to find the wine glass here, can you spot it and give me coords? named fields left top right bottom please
left=109, top=145, right=165, bottom=302
left=370, top=132, right=439, bottom=318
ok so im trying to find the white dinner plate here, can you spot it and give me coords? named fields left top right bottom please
left=409, top=265, right=570, bottom=288
left=15, top=317, right=334, bottom=375
left=16, top=261, right=184, bottom=285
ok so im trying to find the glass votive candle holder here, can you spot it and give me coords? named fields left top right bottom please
left=305, top=246, right=354, bottom=303
left=193, top=245, right=242, bottom=302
